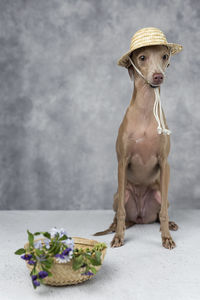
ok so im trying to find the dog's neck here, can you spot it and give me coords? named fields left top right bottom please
left=130, top=76, right=159, bottom=115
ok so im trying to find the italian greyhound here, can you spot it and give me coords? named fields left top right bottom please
left=94, top=45, right=178, bottom=249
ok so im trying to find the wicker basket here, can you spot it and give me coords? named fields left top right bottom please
left=25, top=237, right=106, bottom=286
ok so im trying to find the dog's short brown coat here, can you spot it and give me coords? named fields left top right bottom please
left=95, top=45, right=178, bottom=249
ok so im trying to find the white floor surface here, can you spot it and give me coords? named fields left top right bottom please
left=0, top=210, right=199, bottom=300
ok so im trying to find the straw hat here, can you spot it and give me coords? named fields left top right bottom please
left=118, top=27, right=182, bottom=68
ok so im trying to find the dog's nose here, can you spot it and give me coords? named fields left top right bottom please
left=153, top=73, right=163, bottom=85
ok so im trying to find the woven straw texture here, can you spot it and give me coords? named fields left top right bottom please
left=118, top=27, right=182, bottom=68
left=25, top=237, right=106, bottom=286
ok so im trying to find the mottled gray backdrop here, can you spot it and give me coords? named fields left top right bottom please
left=0, top=0, right=199, bottom=210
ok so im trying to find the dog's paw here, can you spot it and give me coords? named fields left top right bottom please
left=169, top=221, right=178, bottom=231
left=111, top=234, right=124, bottom=248
left=162, top=236, right=176, bottom=250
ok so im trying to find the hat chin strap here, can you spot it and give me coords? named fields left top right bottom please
left=128, top=56, right=171, bottom=135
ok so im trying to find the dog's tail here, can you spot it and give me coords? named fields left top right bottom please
left=93, top=218, right=117, bottom=236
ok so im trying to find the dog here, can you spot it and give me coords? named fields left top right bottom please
left=94, top=28, right=182, bottom=249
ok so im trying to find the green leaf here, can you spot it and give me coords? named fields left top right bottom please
left=35, top=249, right=44, bottom=256
left=88, top=251, right=101, bottom=266
left=59, top=235, right=68, bottom=241
left=90, top=266, right=97, bottom=275
left=14, top=248, right=26, bottom=255
left=30, top=266, right=37, bottom=276
left=34, top=232, right=41, bottom=236
left=89, top=258, right=97, bottom=266
left=43, top=232, right=51, bottom=239
left=50, top=256, right=54, bottom=261
left=41, top=260, right=52, bottom=269
left=73, top=255, right=84, bottom=270
left=89, top=260, right=101, bottom=266
left=53, top=244, right=61, bottom=256
left=94, top=251, right=102, bottom=265
left=46, top=270, right=53, bottom=277
left=94, top=242, right=107, bottom=251
left=27, top=230, right=34, bottom=247
left=48, top=243, right=57, bottom=254
left=89, top=251, right=102, bottom=266
left=44, top=256, right=53, bottom=263
left=85, top=265, right=90, bottom=273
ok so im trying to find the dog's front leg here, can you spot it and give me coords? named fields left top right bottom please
left=159, top=159, right=176, bottom=249
left=111, top=158, right=127, bottom=247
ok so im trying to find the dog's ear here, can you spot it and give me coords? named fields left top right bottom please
left=128, top=65, right=134, bottom=81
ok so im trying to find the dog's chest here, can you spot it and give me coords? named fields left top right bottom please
left=125, top=121, right=162, bottom=162
left=124, top=125, right=163, bottom=185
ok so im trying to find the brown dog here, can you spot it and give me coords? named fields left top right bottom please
left=94, top=41, right=181, bottom=249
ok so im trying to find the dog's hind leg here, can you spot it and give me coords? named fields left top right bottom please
left=93, top=214, right=117, bottom=236
left=156, top=204, right=178, bottom=232
left=93, top=212, right=135, bottom=236
left=167, top=200, right=179, bottom=231
left=125, top=220, right=135, bottom=229
left=93, top=192, right=119, bottom=236
left=94, top=183, right=135, bottom=237
left=168, top=221, right=178, bottom=231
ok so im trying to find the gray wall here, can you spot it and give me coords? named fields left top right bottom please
left=0, top=0, right=199, bottom=209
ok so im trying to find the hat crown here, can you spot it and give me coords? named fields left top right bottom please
left=118, top=27, right=182, bottom=68
left=130, top=27, right=168, bottom=50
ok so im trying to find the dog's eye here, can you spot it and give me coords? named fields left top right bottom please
left=162, top=54, right=169, bottom=60
left=139, top=55, right=145, bottom=61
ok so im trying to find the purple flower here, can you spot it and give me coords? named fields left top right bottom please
left=62, top=248, right=71, bottom=256
left=28, top=260, right=36, bottom=265
left=31, top=275, right=37, bottom=281
left=53, top=242, right=73, bottom=263
left=82, top=271, right=94, bottom=276
left=21, top=254, right=32, bottom=260
left=38, top=271, right=48, bottom=279
left=54, top=253, right=64, bottom=259
left=33, top=280, right=40, bottom=287
left=62, top=238, right=74, bottom=250
left=54, top=247, right=73, bottom=263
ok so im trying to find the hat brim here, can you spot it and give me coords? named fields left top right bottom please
left=118, top=42, right=183, bottom=68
